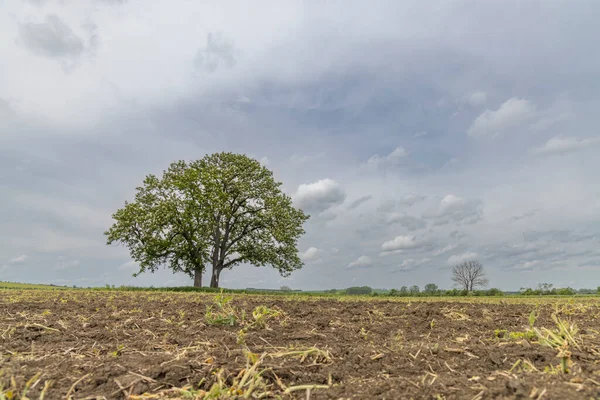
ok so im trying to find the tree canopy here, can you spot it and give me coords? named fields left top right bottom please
left=105, top=152, right=310, bottom=288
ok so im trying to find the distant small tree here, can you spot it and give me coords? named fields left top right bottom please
left=280, top=286, right=292, bottom=292
left=424, top=283, right=439, bottom=294
left=409, top=285, right=420, bottom=295
left=486, top=288, right=504, bottom=296
left=537, top=283, right=554, bottom=294
left=556, top=287, right=576, bottom=296
left=399, top=286, right=408, bottom=294
left=452, top=260, right=488, bottom=291
left=597, top=286, right=600, bottom=294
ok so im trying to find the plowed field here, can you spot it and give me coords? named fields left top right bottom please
left=1, top=290, right=600, bottom=399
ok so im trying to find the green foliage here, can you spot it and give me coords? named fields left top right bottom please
left=105, top=152, right=309, bottom=287
left=345, top=286, right=373, bottom=295
left=423, top=283, right=439, bottom=294
left=205, top=291, right=240, bottom=326
left=520, top=284, right=578, bottom=296
left=387, top=287, right=503, bottom=297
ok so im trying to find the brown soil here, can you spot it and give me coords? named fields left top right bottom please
left=1, top=290, right=600, bottom=399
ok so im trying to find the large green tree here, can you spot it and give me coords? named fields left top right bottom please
left=105, top=152, right=309, bottom=288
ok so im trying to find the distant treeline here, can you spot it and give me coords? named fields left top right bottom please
left=337, top=285, right=505, bottom=297
left=336, top=284, right=600, bottom=297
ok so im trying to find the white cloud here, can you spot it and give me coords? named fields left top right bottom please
left=532, top=136, right=600, bottom=156
left=423, top=195, right=483, bottom=226
left=293, top=179, right=346, bottom=213
left=447, top=252, right=478, bottom=265
left=299, top=247, right=322, bottom=262
left=367, top=146, right=408, bottom=167
left=347, top=255, right=372, bottom=268
left=395, top=257, right=431, bottom=272
left=467, top=91, right=487, bottom=107
left=9, top=255, right=28, bottom=264
left=381, top=235, right=421, bottom=252
left=468, top=98, right=536, bottom=137
left=433, top=244, right=457, bottom=256
left=521, top=260, right=540, bottom=270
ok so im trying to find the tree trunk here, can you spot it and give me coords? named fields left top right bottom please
left=193, top=267, right=203, bottom=288
left=210, top=269, right=221, bottom=288
left=210, top=261, right=224, bottom=288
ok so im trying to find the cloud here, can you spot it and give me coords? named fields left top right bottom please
left=96, top=0, right=128, bottom=4
left=386, top=214, right=427, bottom=231
left=381, top=235, right=422, bottom=252
left=54, top=256, right=80, bottom=270
left=520, top=260, right=540, bottom=270
left=393, top=257, right=431, bottom=272
left=433, top=244, right=457, bottom=256
left=523, top=230, right=597, bottom=244
left=467, top=91, right=487, bottom=107
left=511, top=209, right=539, bottom=221
left=299, top=247, right=322, bottom=262
left=348, top=195, right=372, bottom=210
left=447, top=252, right=478, bottom=265
left=8, top=255, right=28, bottom=264
left=401, top=194, right=426, bottom=207
left=18, top=15, right=85, bottom=59
left=293, top=179, right=346, bottom=213
left=23, top=0, right=47, bottom=6
left=0, top=98, right=11, bottom=116
left=2, top=1, right=600, bottom=291
left=423, top=195, right=483, bottom=226
left=532, top=136, right=600, bottom=156
left=347, top=255, right=372, bottom=269
left=449, top=230, right=466, bottom=240
left=194, top=32, right=237, bottom=73
left=367, top=146, right=408, bottom=167
left=467, top=98, right=536, bottom=137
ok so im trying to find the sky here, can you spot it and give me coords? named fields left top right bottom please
left=1, top=0, right=599, bottom=291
